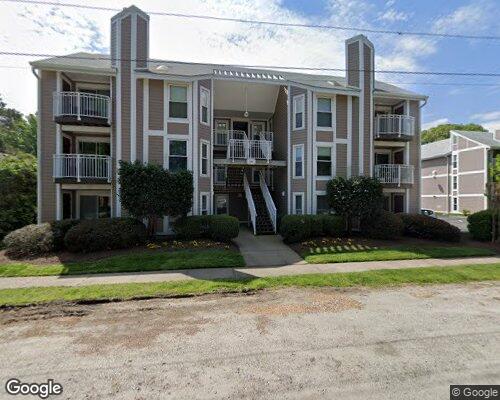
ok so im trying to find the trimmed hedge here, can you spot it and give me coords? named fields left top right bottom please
left=172, top=215, right=239, bottom=242
left=50, top=219, right=81, bottom=251
left=280, top=214, right=345, bottom=243
left=400, top=213, right=460, bottom=242
left=361, top=210, right=403, bottom=240
left=467, top=210, right=494, bottom=241
left=3, top=223, right=55, bottom=257
left=64, top=218, right=147, bottom=253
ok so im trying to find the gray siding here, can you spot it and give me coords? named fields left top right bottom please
left=290, top=86, right=308, bottom=195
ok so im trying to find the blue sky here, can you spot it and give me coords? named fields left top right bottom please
left=0, top=0, right=499, bottom=130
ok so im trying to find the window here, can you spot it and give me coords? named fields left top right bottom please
left=452, top=175, right=458, bottom=190
left=293, top=95, right=305, bottom=130
left=317, top=98, right=332, bottom=128
left=452, top=154, right=457, bottom=169
left=452, top=197, right=458, bottom=212
left=316, top=195, right=331, bottom=214
left=78, top=141, right=110, bottom=155
left=168, top=140, right=187, bottom=171
left=200, top=87, right=210, bottom=125
left=293, top=193, right=304, bottom=215
left=317, top=146, right=332, bottom=177
left=62, top=192, right=72, bottom=219
left=215, top=194, right=228, bottom=215
left=200, top=141, right=209, bottom=176
left=200, top=193, right=209, bottom=215
left=79, top=195, right=110, bottom=220
left=169, top=85, right=188, bottom=119
left=293, top=144, right=304, bottom=178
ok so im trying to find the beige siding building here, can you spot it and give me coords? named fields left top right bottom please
left=31, top=5, right=426, bottom=235
left=421, top=130, right=499, bottom=214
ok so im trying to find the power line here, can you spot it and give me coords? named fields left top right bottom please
left=2, top=0, right=500, bottom=41
left=3, top=51, right=499, bottom=77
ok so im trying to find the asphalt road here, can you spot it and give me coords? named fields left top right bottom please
left=437, top=214, right=469, bottom=232
left=0, top=283, right=499, bottom=399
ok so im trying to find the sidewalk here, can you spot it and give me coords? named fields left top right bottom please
left=0, top=256, right=498, bottom=290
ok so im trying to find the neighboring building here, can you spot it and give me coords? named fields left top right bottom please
left=30, top=5, right=426, bottom=235
left=421, top=130, right=500, bottom=214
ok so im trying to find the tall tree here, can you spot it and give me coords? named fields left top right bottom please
left=421, top=123, right=486, bottom=144
left=0, top=95, right=37, bottom=155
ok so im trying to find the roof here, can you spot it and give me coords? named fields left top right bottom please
left=421, top=138, right=451, bottom=160
left=452, top=130, right=500, bottom=148
left=30, top=52, right=427, bottom=99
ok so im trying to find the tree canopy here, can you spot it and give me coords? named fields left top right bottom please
left=421, top=123, right=486, bottom=144
left=0, top=95, right=37, bottom=155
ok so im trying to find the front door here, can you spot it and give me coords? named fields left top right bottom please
left=393, top=194, right=405, bottom=213
left=393, top=150, right=404, bottom=165
left=232, top=121, right=248, bottom=138
left=375, top=152, right=390, bottom=165
left=250, top=121, right=266, bottom=140
left=215, top=194, right=229, bottom=215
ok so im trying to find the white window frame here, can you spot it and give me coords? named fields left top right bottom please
left=167, top=138, right=189, bottom=171
left=293, top=94, right=305, bottom=131
left=293, top=192, right=304, bottom=215
left=200, top=192, right=210, bottom=215
left=452, top=154, right=458, bottom=169
left=167, top=84, right=189, bottom=122
left=214, top=194, right=229, bottom=215
left=316, top=96, right=334, bottom=130
left=452, top=196, right=458, bottom=212
left=452, top=175, right=458, bottom=191
left=315, top=191, right=331, bottom=215
left=315, top=144, right=334, bottom=180
left=75, top=190, right=111, bottom=219
left=200, top=140, right=209, bottom=177
left=293, top=144, right=304, bottom=179
left=200, top=87, right=210, bottom=126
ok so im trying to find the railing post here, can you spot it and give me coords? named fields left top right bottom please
left=107, top=156, right=112, bottom=183
left=76, top=92, right=81, bottom=121
left=398, top=164, right=401, bottom=187
left=76, top=154, right=81, bottom=182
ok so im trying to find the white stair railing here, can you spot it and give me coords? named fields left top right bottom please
left=259, top=170, right=277, bottom=233
left=53, top=154, right=112, bottom=182
left=374, top=164, right=414, bottom=186
left=243, top=174, right=257, bottom=235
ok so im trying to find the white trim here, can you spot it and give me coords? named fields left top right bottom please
left=422, top=174, right=448, bottom=179
left=142, top=78, right=149, bottom=163
left=165, top=137, right=191, bottom=171
left=359, top=40, right=364, bottom=176
left=457, top=170, right=486, bottom=176
left=484, top=149, right=489, bottom=209
left=458, top=193, right=488, bottom=198
left=200, top=139, right=209, bottom=177
left=292, top=93, right=305, bottom=131
left=60, top=125, right=111, bottom=134
left=192, top=81, right=198, bottom=214
left=315, top=95, right=335, bottom=131
left=55, top=72, right=62, bottom=221
left=292, top=192, right=304, bottom=215
left=147, top=129, right=165, bottom=136
left=451, top=130, right=489, bottom=149
left=347, top=95, right=352, bottom=178
left=214, top=193, right=229, bottom=215
left=315, top=143, right=335, bottom=180
left=313, top=190, right=327, bottom=214
left=422, top=194, right=448, bottom=198
left=200, top=86, right=210, bottom=126
left=456, top=145, right=489, bottom=153
left=292, top=144, right=304, bottom=179
left=210, top=78, right=214, bottom=211
left=199, top=192, right=210, bottom=215
left=115, top=17, right=122, bottom=217
left=130, top=12, right=137, bottom=162
left=307, top=90, right=313, bottom=213
left=287, top=85, right=291, bottom=213
left=75, top=190, right=112, bottom=219
left=166, top=83, right=190, bottom=123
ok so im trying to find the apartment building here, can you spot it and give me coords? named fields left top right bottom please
left=421, top=130, right=500, bottom=214
left=31, top=5, right=426, bottom=235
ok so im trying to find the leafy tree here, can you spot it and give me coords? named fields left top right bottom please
left=421, top=123, right=486, bottom=144
left=0, top=95, right=37, bottom=155
left=486, top=154, right=500, bottom=241
left=0, top=153, right=37, bottom=239
left=326, top=176, right=384, bottom=234
left=118, top=161, right=193, bottom=235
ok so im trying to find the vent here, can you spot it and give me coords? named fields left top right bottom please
left=213, top=69, right=285, bottom=81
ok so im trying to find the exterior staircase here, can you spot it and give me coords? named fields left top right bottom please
left=251, top=188, right=275, bottom=234
left=226, top=167, right=244, bottom=188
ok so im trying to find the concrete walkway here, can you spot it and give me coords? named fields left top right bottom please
left=0, top=256, right=498, bottom=290
left=233, top=228, right=305, bottom=267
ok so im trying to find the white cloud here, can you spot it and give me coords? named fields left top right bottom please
left=470, top=111, right=500, bottom=121
left=433, top=1, right=493, bottom=34
left=422, top=118, right=450, bottom=130
left=482, top=121, right=500, bottom=132
left=378, top=8, right=409, bottom=22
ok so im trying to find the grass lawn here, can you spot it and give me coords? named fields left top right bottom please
left=0, top=263, right=498, bottom=306
left=298, top=241, right=495, bottom=264
left=0, top=249, right=245, bottom=277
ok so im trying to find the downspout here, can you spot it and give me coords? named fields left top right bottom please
left=32, top=67, right=42, bottom=224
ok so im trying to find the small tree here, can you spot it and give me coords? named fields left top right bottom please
left=118, top=161, right=193, bottom=235
left=486, top=154, right=500, bottom=242
left=326, top=176, right=384, bottom=234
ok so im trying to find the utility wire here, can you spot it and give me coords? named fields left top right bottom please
left=3, top=51, right=500, bottom=77
left=2, top=0, right=500, bottom=41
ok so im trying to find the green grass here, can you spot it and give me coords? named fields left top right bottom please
left=0, top=249, right=245, bottom=277
left=302, top=246, right=495, bottom=264
left=0, top=263, right=499, bottom=306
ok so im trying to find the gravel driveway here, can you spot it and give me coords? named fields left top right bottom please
left=0, top=283, right=499, bottom=399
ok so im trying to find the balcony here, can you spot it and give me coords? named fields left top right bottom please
left=53, top=154, right=112, bottom=183
left=53, top=91, right=111, bottom=126
left=374, top=114, right=414, bottom=140
left=227, top=139, right=272, bottom=163
left=374, top=164, right=414, bottom=186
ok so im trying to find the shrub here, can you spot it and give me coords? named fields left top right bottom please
left=64, top=218, right=147, bottom=253
left=309, top=215, right=326, bottom=238
left=323, top=215, right=345, bottom=237
left=462, top=209, right=471, bottom=217
left=361, top=210, right=403, bottom=240
left=50, top=219, right=81, bottom=251
left=3, top=223, right=55, bottom=257
left=280, top=215, right=312, bottom=243
left=172, top=216, right=210, bottom=239
left=207, top=216, right=239, bottom=242
left=467, top=210, right=493, bottom=241
left=400, top=213, right=460, bottom=242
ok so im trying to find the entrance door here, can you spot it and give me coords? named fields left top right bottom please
left=215, top=194, right=229, bottom=215
left=375, top=152, right=390, bottom=165
left=232, top=121, right=248, bottom=138
left=393, top=150, right=404, bottom=165
left=250, top=121, right=266, bottom=140
left=393, top=194, right=405, bottom=213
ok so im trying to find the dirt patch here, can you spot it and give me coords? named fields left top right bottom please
left=0, top=304, right=92, bottom=324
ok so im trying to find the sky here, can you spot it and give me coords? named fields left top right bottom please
left=0, top=0, right=499, bottom=131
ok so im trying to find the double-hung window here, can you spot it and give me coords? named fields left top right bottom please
left=200, top=88, right=210, bottom=125
left=452, top=175, right=458, bottom=190
left=200, top=141, right=209, bottom=176
left=452, top=197, right=458, bottom=212
left=200, top=193, right=209, bottom=215
left=168, top=140, right=187, bottom=171
left=169, top=85, right=188, bottom=119
left=293, top=144, right=304, bottom=178
left=317, top=98, right=332, bottom=128
left=293, top=193, right=304, bottom=215
left=293, top=95, right=305, bottom=130
left=452, top=154, right=457, bottom=169
left=317, top=146, right=332, bottom=177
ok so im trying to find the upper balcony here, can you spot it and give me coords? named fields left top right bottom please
left=53, top=154, right=112, bottom=183
left=213, top=129, right=276, bottom=165
left=374, top=164, right=414, bottom=186
left=53, top=92, right=111, bottom=126
left=374, top=114, right=415, bottom=141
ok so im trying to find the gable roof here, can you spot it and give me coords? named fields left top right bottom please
left=452, top=130, right=500, bottom=148
left=421, top=138, right=451, bottom=160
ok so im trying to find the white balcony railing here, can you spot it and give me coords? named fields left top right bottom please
left=375, top=114, right=414, bottom=138
left=213, top=129, right=247, bottom=146
left=53, top=154, right=112, bottom=182
left=227, top=139, right=272, bottom=162
left=243, top=174, right=257, bottom=235
left=53, top=91, right=111, bottom=123
left=259, top=171, right=277, bottom=233
left=374, top=164, right=414, bottom=186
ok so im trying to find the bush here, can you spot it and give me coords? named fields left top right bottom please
left=3, top=223, right=55, bottom=257
left=172, top=216, right=209, bottom=239
left=467, top=210, right=493, bottom=241
left=64, top=218, right=147, bottom=253
left=50, top=219, right=81, bottom=251
left=361, top=210, right=403, bottom=240
left=400, top=213, right=460, bottom=242
left=323, top=215, right=345, bottom=237
left=207, top=216, right=239, bottom=242
left=280, top=214, right=346, bottom=243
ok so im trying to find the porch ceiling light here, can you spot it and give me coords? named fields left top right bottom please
left=244, top=86, right=249, bottom=118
